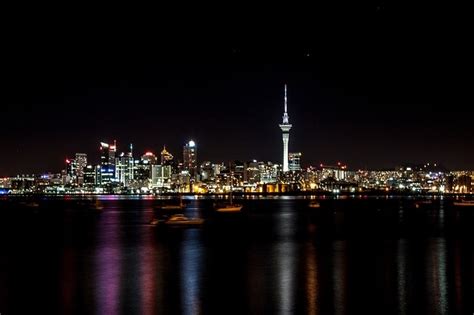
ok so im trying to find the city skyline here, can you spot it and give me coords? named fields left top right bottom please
left=2, top=88, right=473, bottom=176
left=2, top=6, right=473, bottom=315
left=3, top=17, right=473, bottom=174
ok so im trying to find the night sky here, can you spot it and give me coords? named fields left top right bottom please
left=3, top=3, right=473, bottom=176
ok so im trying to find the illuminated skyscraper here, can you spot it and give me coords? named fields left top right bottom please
left=183, top=140, right=197, bottom=178
left=75, top=153, right=87, bottom=185
left=99, top=141, right=117, bottom=185
left=161, top=145, right=174, bottom=165
left=83, top=165, right=97, bottom=186
left=279, top=84, right=292, bottom=172
left=141, top=152, right=158, bottom=165
left=116, top=144, right=134, bottom=186
left=65, top=158, right=75, bottom=184
left=288, top=152, right=302, bottom=171
left=133, top=152, right=157, bottom=186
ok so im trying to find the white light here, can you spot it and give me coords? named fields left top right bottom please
left=188, top=140, right=196, bottom=147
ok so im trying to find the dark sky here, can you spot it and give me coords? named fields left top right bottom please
left=2, top=3, right=473, bottom=175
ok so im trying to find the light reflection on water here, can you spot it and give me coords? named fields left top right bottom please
left=275, top=201, right=296, bottom=314
left=396, top=240, right=408, bottom=315
left=95, top=209, right=121, bottom=315
left=180, top=229, right=203, bottom=315
left=139, top=215, right=158, bottom=315
left=332, top=240, right=347, bottom=315
left=0, top=197, right=472, bottom=315
left=305, top=242, right=319, bottom=315
left=426, top=238, right=450, bottom=315
left=276, top=240, right=296, bottom=314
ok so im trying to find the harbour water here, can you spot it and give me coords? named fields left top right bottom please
left=0, top=196, right=472, bottom=314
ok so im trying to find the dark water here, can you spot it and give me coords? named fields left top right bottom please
left=0, top=196, right=473, bottom=315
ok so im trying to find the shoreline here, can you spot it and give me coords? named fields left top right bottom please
left=1, top=191, right=472, bottom=198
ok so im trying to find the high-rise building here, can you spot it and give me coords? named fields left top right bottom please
left=65, top=158, right=75, bottom=184
left=75, top=153, right=87, bottom=185
left=84, top=165, right=97, bottom=186
left=279, top=85, right=292, bottom=172
left=289, top=152, right=302, bottom=171
left=116, top=144, right=134, bottom=187
left=259, top=161, right=279, bottom=184
left=161, top=145, right=174, bottom=165
left=321, top=163, right=347, bottom=181
left=183, top=140, right=197, bottom=178
left=141, top=152, right=158, bottom=165
left=131, top=152, right=156, bottom=187
left=99, top=141, right=117, bottom=185
left=244, top=160, right=260, bottom=184
left=152, top=164, right=172, bottom=188
left=200, top=161, right=214, bottom=182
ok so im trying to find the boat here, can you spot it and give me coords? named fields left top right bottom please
left=164, top=214, right=204, bottom=226
left=215, top=203, right=244, bottom=212
left=308, top=200, right=320, bottom=208
left=215, top=169, right=242, bottom=212
left=19, top=201, right=40, bottom=208
left=415, top=200, right=432, bottom=208
left=149, top=218, right=161, bottom=226
left=453, top=200, right=474, bottom=207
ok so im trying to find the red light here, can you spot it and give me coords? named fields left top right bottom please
left=66, top=159, right=70, bottom=164
left=145, top=152, right=153, bottom=156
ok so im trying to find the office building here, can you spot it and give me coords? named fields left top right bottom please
left=183, top=140, right=197, bottom=178
left=289, top=152, right=302, bottom=171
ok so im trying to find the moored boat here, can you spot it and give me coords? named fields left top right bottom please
left=415, top=200, right=433, bottom=208
left=453, top=200, right=474, bottom=207
left=215, top=167, right=242, bottom=212
left=164, top=214, right=204, bottom=226
left=308, top=200, right=321, bottom=208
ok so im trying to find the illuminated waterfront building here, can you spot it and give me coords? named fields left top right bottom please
left=321, top=163, right=347, bottom=181
left=83, top=165, right=97, bottom=186
left=161, top=145, right=174, bottom=165
left=152, top=164, right=172, bottom=188
left=259, top=161, right=279, bottom=184
left=183, top=140, right=197, bottom=178
left=99, top=141, right=117, bottom=185
left=200, top=161, right=214, bottom=182
left=64, top=155, right=86, bottom=185
left=289, top=152, right=302, bottom=171
left=75, top=153, right=87, bottom=185
left=279, top=84, right=292, bottom=172
left=62, top=159, right=76, bottom=185
left=132, top=152, right=157, bottom=187
left=244, top=160, right=260, bottom=184
left=116, top=144, right=134, bottom=186
left=141, top=151, right=158, bottom=165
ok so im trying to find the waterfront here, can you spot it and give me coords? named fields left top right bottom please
left=0, top=196, right=472, bottom=314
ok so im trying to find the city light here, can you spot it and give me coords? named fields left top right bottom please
left=0, top=87, right=472, bottom=195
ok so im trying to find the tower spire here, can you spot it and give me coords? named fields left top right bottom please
left=282, top=84, right=290, bottom=124
left=279, top=84, right=292, bottom=172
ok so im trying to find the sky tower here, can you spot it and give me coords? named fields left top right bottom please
left=279, top=84, right=292, bottom=172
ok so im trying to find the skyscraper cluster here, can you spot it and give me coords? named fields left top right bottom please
left=1, top=86, right=472, bottom=195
